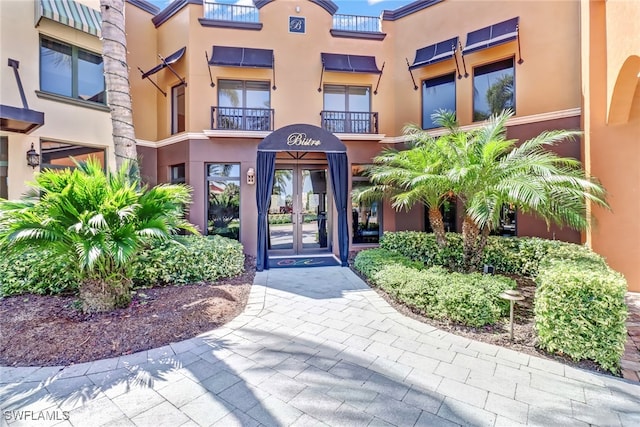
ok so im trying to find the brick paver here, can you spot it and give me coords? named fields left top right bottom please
left=1, top=266, right=639, bottom=426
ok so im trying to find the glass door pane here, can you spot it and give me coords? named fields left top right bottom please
left=299, top=169, right=328, bottom=251
left=268, top=169, right=294, bottom=251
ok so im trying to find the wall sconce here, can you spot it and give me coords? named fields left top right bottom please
left=26, top=143, right=40, bottom=169
left=247, top=167, right=255, bottom=185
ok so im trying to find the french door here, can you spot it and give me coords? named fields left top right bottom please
left=268, top=165, right=329, bottom=255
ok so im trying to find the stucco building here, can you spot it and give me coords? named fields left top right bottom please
left=1, top=0, right=638, bottom=290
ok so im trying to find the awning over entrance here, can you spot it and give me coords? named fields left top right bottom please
left=321, top=53, right=381, bottom=74
left=463, top=17, right=519, bottom=54
left=209, top=46, right=274, bottom=68
left=1, top=59, right=44, bottom=134
left=36, top=0, right=102, bottom=38
left=141, top=47, right=186, bottom=79
left=410, top=37, right=459, bottom=69
left=257, top=123, right=347, bottom=153
left=256, top=124, right=349, bottom=271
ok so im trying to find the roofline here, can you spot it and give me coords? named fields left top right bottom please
left=126, top=0, right=159, bottom=16
left=382, top=0, right=443, bottom=21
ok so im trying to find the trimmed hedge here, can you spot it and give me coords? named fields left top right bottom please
left=534, top=246, right=627, bottom=373
left=368, top=231, right=629, bottom=373
left=0, top=235, right=245, bottom=296
left=0, top=248, right=80, bottom=296
left=354, top=250, right=515, bottom=327
left=131, top=235, right=244, bottom=287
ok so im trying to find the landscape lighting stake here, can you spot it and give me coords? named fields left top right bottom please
left=499, top=289, right=525, bottom=340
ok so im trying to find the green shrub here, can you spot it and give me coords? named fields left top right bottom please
left=0, top=248, right=80, bottom=296
left=132, top=235, right=244, bottom=287
left=534, top=252, right=627, bottom=373
left=379, top=231, right=464, bottom=269
left=435, top=273, right=514, bottom=327
left=353, top=248, right=423, bottom=279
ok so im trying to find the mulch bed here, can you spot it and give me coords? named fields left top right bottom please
left=0, top=257, right=255, bottom=367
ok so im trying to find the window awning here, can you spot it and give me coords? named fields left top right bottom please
left=141, top=47, right=187, bottom=79
left=0, top=105, right=44, bottom=134
left=209, top=46, right=274, bottom=68
left=36, top=0, right=102, bottom=38
left=410, top=37, right=459, bottom=70
left=463, top=17, right=519, bottom=54
left=321, top=53, right=381, bottom=74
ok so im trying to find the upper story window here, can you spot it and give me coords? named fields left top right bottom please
left=172, top=83, right=186, bottom=134
left=215, top=80, right=272, bottom=131
left=422, top=73, right=456, bottom=129
left=473, top=58, right=514, bottom=121
left=40, top=37, right=105, bottom=105
left=40, top=140, right=105, bottom=170
left=322, top=85, right=377, bottom=133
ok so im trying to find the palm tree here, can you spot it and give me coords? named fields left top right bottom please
left=100, top=0, right=139, bottom=181
left=444, top=110, right=608, bottom=270
left=0, top=158, right=196, bottom=312
left=357, top=116, right=456, bottom=247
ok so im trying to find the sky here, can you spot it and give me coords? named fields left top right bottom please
left=147, top=0, right=415, bottom=16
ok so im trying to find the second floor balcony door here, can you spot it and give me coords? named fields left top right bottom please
left=218, top=80, right=271, bottom=131
left=322, top=85, right=376, bottom=133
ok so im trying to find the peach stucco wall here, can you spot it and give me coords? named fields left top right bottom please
left=582, top=0, right=640, bottom=291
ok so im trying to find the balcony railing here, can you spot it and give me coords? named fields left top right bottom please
left=332, top=14, right=382, bottom=33
left=211, top=107, right=274, bottom=131
left=321, top=111, right=379, bottom=134
left=203, top=1, right=259, bottom=22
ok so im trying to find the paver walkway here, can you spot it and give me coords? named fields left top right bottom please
left=2, top=266, right=639, bottom=426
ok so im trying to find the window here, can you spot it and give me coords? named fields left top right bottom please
left=40, top=37, right=105, bottom=104
left=323, top=85, right=373, bottom=133
left=170, top=164, right=185, bottom=184
left=40, top=140, right=105, bottom=170
left=0, top=137, right=7, bottom=199
left=473, top=58, right=514, bottom=121
left=424, top=197, right=457, bottom=233
left=422, top=73, right=456, bottom=129
left=492, top=204, right=517, bottom=237
left=352, top=165, right=382, bottom=244
left=172, top=84, right=186, bottom=134
left=207, top=163, right=241, bottom=240
left=217, top=80, right=271, bottom=130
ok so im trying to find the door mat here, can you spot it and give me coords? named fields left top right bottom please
left=268, top=256, right=340, bottom=269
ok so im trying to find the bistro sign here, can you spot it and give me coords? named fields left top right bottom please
left=287, top=132, right=321, bottom=147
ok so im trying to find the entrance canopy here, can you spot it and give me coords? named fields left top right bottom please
left=256, top=124, right=349, bottom=271
left=258, top=123, right=346, bottom=153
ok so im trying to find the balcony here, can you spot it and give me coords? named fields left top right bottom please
left=331, top=14, right=385, bottom=40
left=211, top=107, right=274, bottom=132
left=321, top=111, right=379, bottom=134
left=200, top=1, right=261, bottom=30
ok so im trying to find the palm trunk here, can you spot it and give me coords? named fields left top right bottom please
left=100, top=0, right=139, bottom=181
left=428, top=207, right=447, bottom=248
left=470, top=225, right=491, bottom=269
left=79, top=276, right=132, bottom=313
left=462, top=215, right=480, bottom=272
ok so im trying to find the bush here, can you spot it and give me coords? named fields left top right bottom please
left=379, top=231, right=464, bottom=269
left=371, top=263, right=514, bottom=327
left=131, top=235, right=244, bottom=287
left=534, top=249, right=627, bottom=373
left=0, top=248, right=80, bottom=296
left=1, top=235, right=245, bottom=296
left=353, top=248, right=424, bottom=279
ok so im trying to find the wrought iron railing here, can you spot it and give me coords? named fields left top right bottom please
left=320, top=111, right=379, bottom=134
left=203, top=1, right=259, bottom=22
left=211, top=107, right=274, bottom=131
left=332, top=14, right=382, bottom=33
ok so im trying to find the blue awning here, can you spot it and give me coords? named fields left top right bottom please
left=463, top=17, right=519, bottom=54
left=321, top=53, right=381, bottom=74
left=36, top=0, right=102, bottom=37
left=209, top=46, right=274, bottom=68
left=410, top=37, right=458, bottom=70
left=141, top=47, right=186, bottom=79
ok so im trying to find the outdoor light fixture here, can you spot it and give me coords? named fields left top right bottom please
left=247, top=167, right=255, bottom=185
left=499, top=289, right=525, bottom=340
left=26, top=142, right=40, bottom=168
